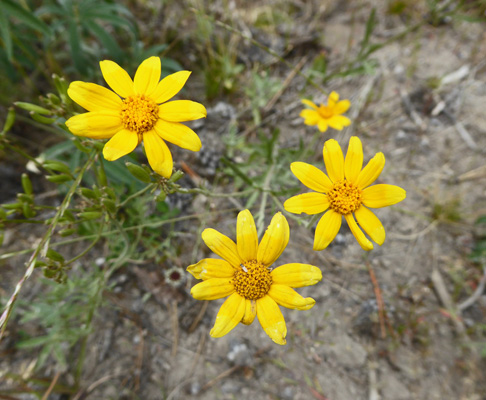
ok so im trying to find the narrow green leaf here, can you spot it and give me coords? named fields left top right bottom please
left=84, top=20, right=123, bottom=61
left=0, top=6, right=12, bottom=61
left=125, top=162, right=152, bottom=183
left=359, top=8, right=376, bottom=57
left=67, top=21, right=87, bottom=75
left=14, top=101, right=51, bottom=114
left=16, top=335, right=52, bottom=349
left=221, top=157, right=254, bottom=186
left=1, top=107, right=15, bottom=135
left=0, top=0, right=51, bottom=36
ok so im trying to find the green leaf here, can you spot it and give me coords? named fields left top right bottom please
left=16, top=335, right=52, bottom=349
left=84, top=20, right=124, bottom=62
left=140, top=44, right=168, bottom=59
left=52, top=342, right=67, bottom=370
left=0, top=0, right=51, bottom=36
left=67, top=20, right=87, bottom=75
left=0, top=6, right=12, bottom=61
left=359, top=8, right=376, bottom=57
left=84, top=10, right=136, bottom=33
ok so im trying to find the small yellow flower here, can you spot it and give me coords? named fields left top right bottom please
left=65, top=57, right=207, bottom=178
left=300, top=91, right=351, bottom=132
left=284, top=137, right=406, bottom=251
left=187, top=210, right=322, bottom=345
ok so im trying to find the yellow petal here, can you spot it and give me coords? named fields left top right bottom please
left=290, top=162, right=333, bottom=193
left=301, top=99, right=318, bottom=109
left=271, top=263, right=322, bottom=288
left=334, top=99, right=350, bottom=114
left=344, top=213, right=373, bottom=251
left=142, top=131, right=173, bottom=178
left=327, top=115, right=351, bottom=130
left=190, top=278, right=234, bottom=300
left=356, top=152, right=385, bottom=189
left=187, top=258, right=235, bottom=280
left=301, top=115, right=320, bottom=126
left=317, top=120, right=329, bottom=132
left=256, top=295, right=286, bottom=345
left=300, top=109, right=320, bottom=125
left=257, top=212, right=289, bottom=267
left=314, top=210, right=342, bottom=250
left=68, top=81, right=122, bottom=112
left=323, top=139, right=344, bottom=183
left=210, top=293, right=245, bottom=338
left=362, top=184, right=406, bottom=208
left=354, top=206, right=385, bottom=245
left=158, top=100, right=207, bottom=122
left=268, top=284, right=316, bottom=310
left=153, top=119, right=201, bottom=151
left=284, top=192, right=329, bottom=215
left=201, top=228, right=241, bottom=268
left=327, top=91, right=340, bottom=106
left=99, top=60, right=135, bottom=98
left=151, top=70, right=192, bottom=104
left=65, top=111, right=122, bottom=139
left=241, top=299, right=256, bottom=325
left=344, top=136, right=363, bottom=183
left=134, top=56, right=161, bottom=96
left=103, top=129, right=138, bottom=161
left=236, top=209, right=258, bottom=263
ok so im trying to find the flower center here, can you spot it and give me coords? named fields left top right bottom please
left=317, top=105, right=334, bottom=119
left=327, top=180, right=362, bottom=215
left=120, top=95, right=158, bottom=136
left=232, top=260, right=272, bottom=300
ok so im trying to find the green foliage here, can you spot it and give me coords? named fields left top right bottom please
left=244, top=70, right=282, bottom=126
left=0, top=0, right=180, bottom=94
left=469, top=216, right=486, bottom=263
left=431, top=198, right=461, bottom=223
left=193, top=9, right=244, bottom=99
left=17, top=271, right=104, bottom=371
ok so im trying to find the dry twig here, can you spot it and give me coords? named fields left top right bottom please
left=367, top=263, right=387, bottom=339
left=458, top=264, right=486, bottom=311
left=41, top=372, right=61, bottom=400
left=430, top=268, right=466, bottom=335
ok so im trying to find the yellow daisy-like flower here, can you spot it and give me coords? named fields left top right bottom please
left=187, top=210, right=322, bottom=345
left=284, top=137, right=406, bottom=251
left=65, top=57, right=207, bottom=178
left=300, top=91, right=351, bottom=132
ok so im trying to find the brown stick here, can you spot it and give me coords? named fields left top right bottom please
left=41, top=371, right=61, bottom=400
left=367, top=263, right=386, bottom=339
left=201, top=365, right=241, bottom=392
left=263, top=55, right=309, bottom=113
left=188, top=301, right=209, bottom=333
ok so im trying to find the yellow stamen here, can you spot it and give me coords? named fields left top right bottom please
left=120, top=94, right=158, bottom=135
left=317, top=105, right=334, bottom=119
left=328, top=180, right=362, bottom=215
left=232, top=260, right=272, bottom=300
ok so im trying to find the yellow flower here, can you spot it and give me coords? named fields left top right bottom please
left=187, top=210, right=322, bottom=345
left=284, top=137, right=406, bottom=251
left=300, top=91, right=351, bottom=132
left=65, top=57, right=206, bottom=178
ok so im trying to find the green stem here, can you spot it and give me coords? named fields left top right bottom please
left=0, top=208, right=241, bottom=262
left=0, top=150, right=97, bottom=338
left=119, top=183, right=156, bottom=208
left=175, top=186, right=256, bottom=198
left=74, top=218, right=132, bottom=387
left=64, top=219, right=105, bottom=267
left=256, top=164, right=275, bottom=236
